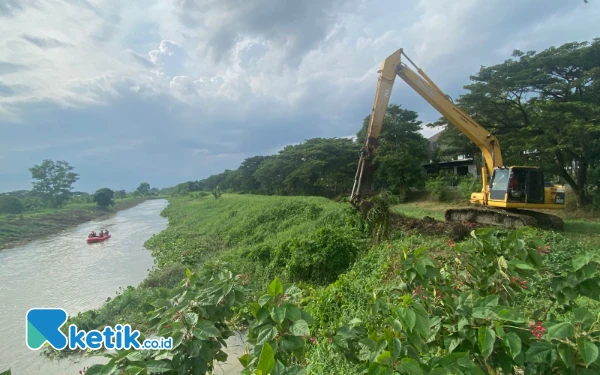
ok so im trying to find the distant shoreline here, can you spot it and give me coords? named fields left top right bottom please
left=0, top=198, right=157, bottom=251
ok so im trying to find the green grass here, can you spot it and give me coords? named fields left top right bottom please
left=0, top=197, right=149, bottom=250
left=391, top=201, right=447, bottom=221
left=144, top=194, right=362, bottom=277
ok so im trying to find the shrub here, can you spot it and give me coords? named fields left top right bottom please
left=278, top=227, right=363, bottom=285
left=246, top=243, right=274, bottom=263
left=325, top=227, right=600, bottom=374
left=140, top=264, right=187, bottom=288
left=379, top=189, right=406, bottom=205
left=457, top=173, right=480, bottom=200
left=425, top=175, right=450, bottom=201
left=21, top=196, right=45, bottom=211
left=0, top=197, right=23, bottom=214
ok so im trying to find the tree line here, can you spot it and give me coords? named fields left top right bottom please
left=172, top=103, right=430, bottom=199
left=0, top=160, right=162, bottom=214
left=174, top=39, right=600, bottom=208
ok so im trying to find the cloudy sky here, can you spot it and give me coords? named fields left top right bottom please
left=0, top=0, right=598, bottom=193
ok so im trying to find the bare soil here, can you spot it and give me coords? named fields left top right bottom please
left=391, top=213, right=487, bottom=241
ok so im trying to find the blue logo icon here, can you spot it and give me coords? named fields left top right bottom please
left=26, top=308, right=69, bottom=350
left=26, top=307, right=172, bottom=351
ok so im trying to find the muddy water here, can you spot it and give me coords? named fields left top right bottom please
left=0, top=199, right=247, bottom=374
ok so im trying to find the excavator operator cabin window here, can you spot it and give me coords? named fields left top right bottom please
left=490, top=169, right=509, bottom=201
left=508, top=169, right=527, bottom=202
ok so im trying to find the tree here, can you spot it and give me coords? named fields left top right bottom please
left=93, top=188, right=115, bottom=208
left=280, top=138, right=358, bottom=196
left=135, top=182, right=151, bottom=196
left=456, top=39, right=600, bottom=206
left=29, top=159, right=79, bottom=208
left=251, top=139, right=359, bottom=197
left=356, top=104, right=430, bottom=193
left=427, top=122, right=480, bottom=162
left=114, top=190, right=127, bottom=199
left=253, top=154, right=295, bottom=195
left=0, top=196, right=24, bottom=214
left=233, top=156, right=270, bottom=193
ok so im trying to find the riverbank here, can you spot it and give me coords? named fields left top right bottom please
left=0, top=198, right=152, bottom=250
left=45, top=193, right=600, bottom=374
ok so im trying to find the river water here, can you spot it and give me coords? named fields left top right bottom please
left=0, top=199, right=247, bottom=375
left=0, top=199, right=169, bottom=374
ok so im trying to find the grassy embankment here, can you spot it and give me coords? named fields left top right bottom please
left=58, top=192, right=600, bottom=373
left=391, top=197, right=600, bottom=251
left=0, top=197, right=155, bottom=250
left=65, top=194, right=365, bottom=324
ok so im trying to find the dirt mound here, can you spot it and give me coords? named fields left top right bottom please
left=390, top=214, right=485, bottom=241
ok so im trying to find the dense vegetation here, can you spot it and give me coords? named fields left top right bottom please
left=25, top=192, right=600, bottom=375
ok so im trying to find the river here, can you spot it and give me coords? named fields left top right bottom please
left=0, top=199, right=245, bottom=374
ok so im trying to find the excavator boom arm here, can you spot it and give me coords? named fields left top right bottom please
left=364, top=50, right=402, bottom=142
left=351, top=49, right=503, bottom=207
left=350, top=50, right=401, bottom=204
left=395, top=52, right=502, bottom=172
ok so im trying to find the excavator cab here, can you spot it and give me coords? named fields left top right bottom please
left=489, top=167, right=546, bottom=204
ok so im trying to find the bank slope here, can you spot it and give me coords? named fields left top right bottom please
left=0, top=198, right=149, bottom=250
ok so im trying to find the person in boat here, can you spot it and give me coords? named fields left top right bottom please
left=99, top=230, right=105, bottom=237
left=89, top=231, right=97, bottom=237
left=104, top=229, right=109, bottom=236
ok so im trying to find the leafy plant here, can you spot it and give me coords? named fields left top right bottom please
left=212, top=186, right=221, bottom=199
left=425, top=175, right=450, bottom=201
left=457, top=173, right=480, bottom=200
left=240, top=277, right=313, bottom=374
left=80, top=265, right=248, bottom=375
left=325, top=227, right=600, bottom=374
left=364, top=195, right=392, bottom=243
left=273, top=226, right=363, bottom=285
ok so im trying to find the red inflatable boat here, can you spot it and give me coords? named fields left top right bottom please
left=86, top=235, right=111, bottom=243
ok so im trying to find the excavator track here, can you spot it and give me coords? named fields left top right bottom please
left=445, top=207, right=564, bottom=231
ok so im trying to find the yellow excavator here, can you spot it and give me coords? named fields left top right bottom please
left=350, top=49, right=566, bottom=230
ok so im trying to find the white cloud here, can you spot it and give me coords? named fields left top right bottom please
left=1, top=0, right=599, bottom=191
